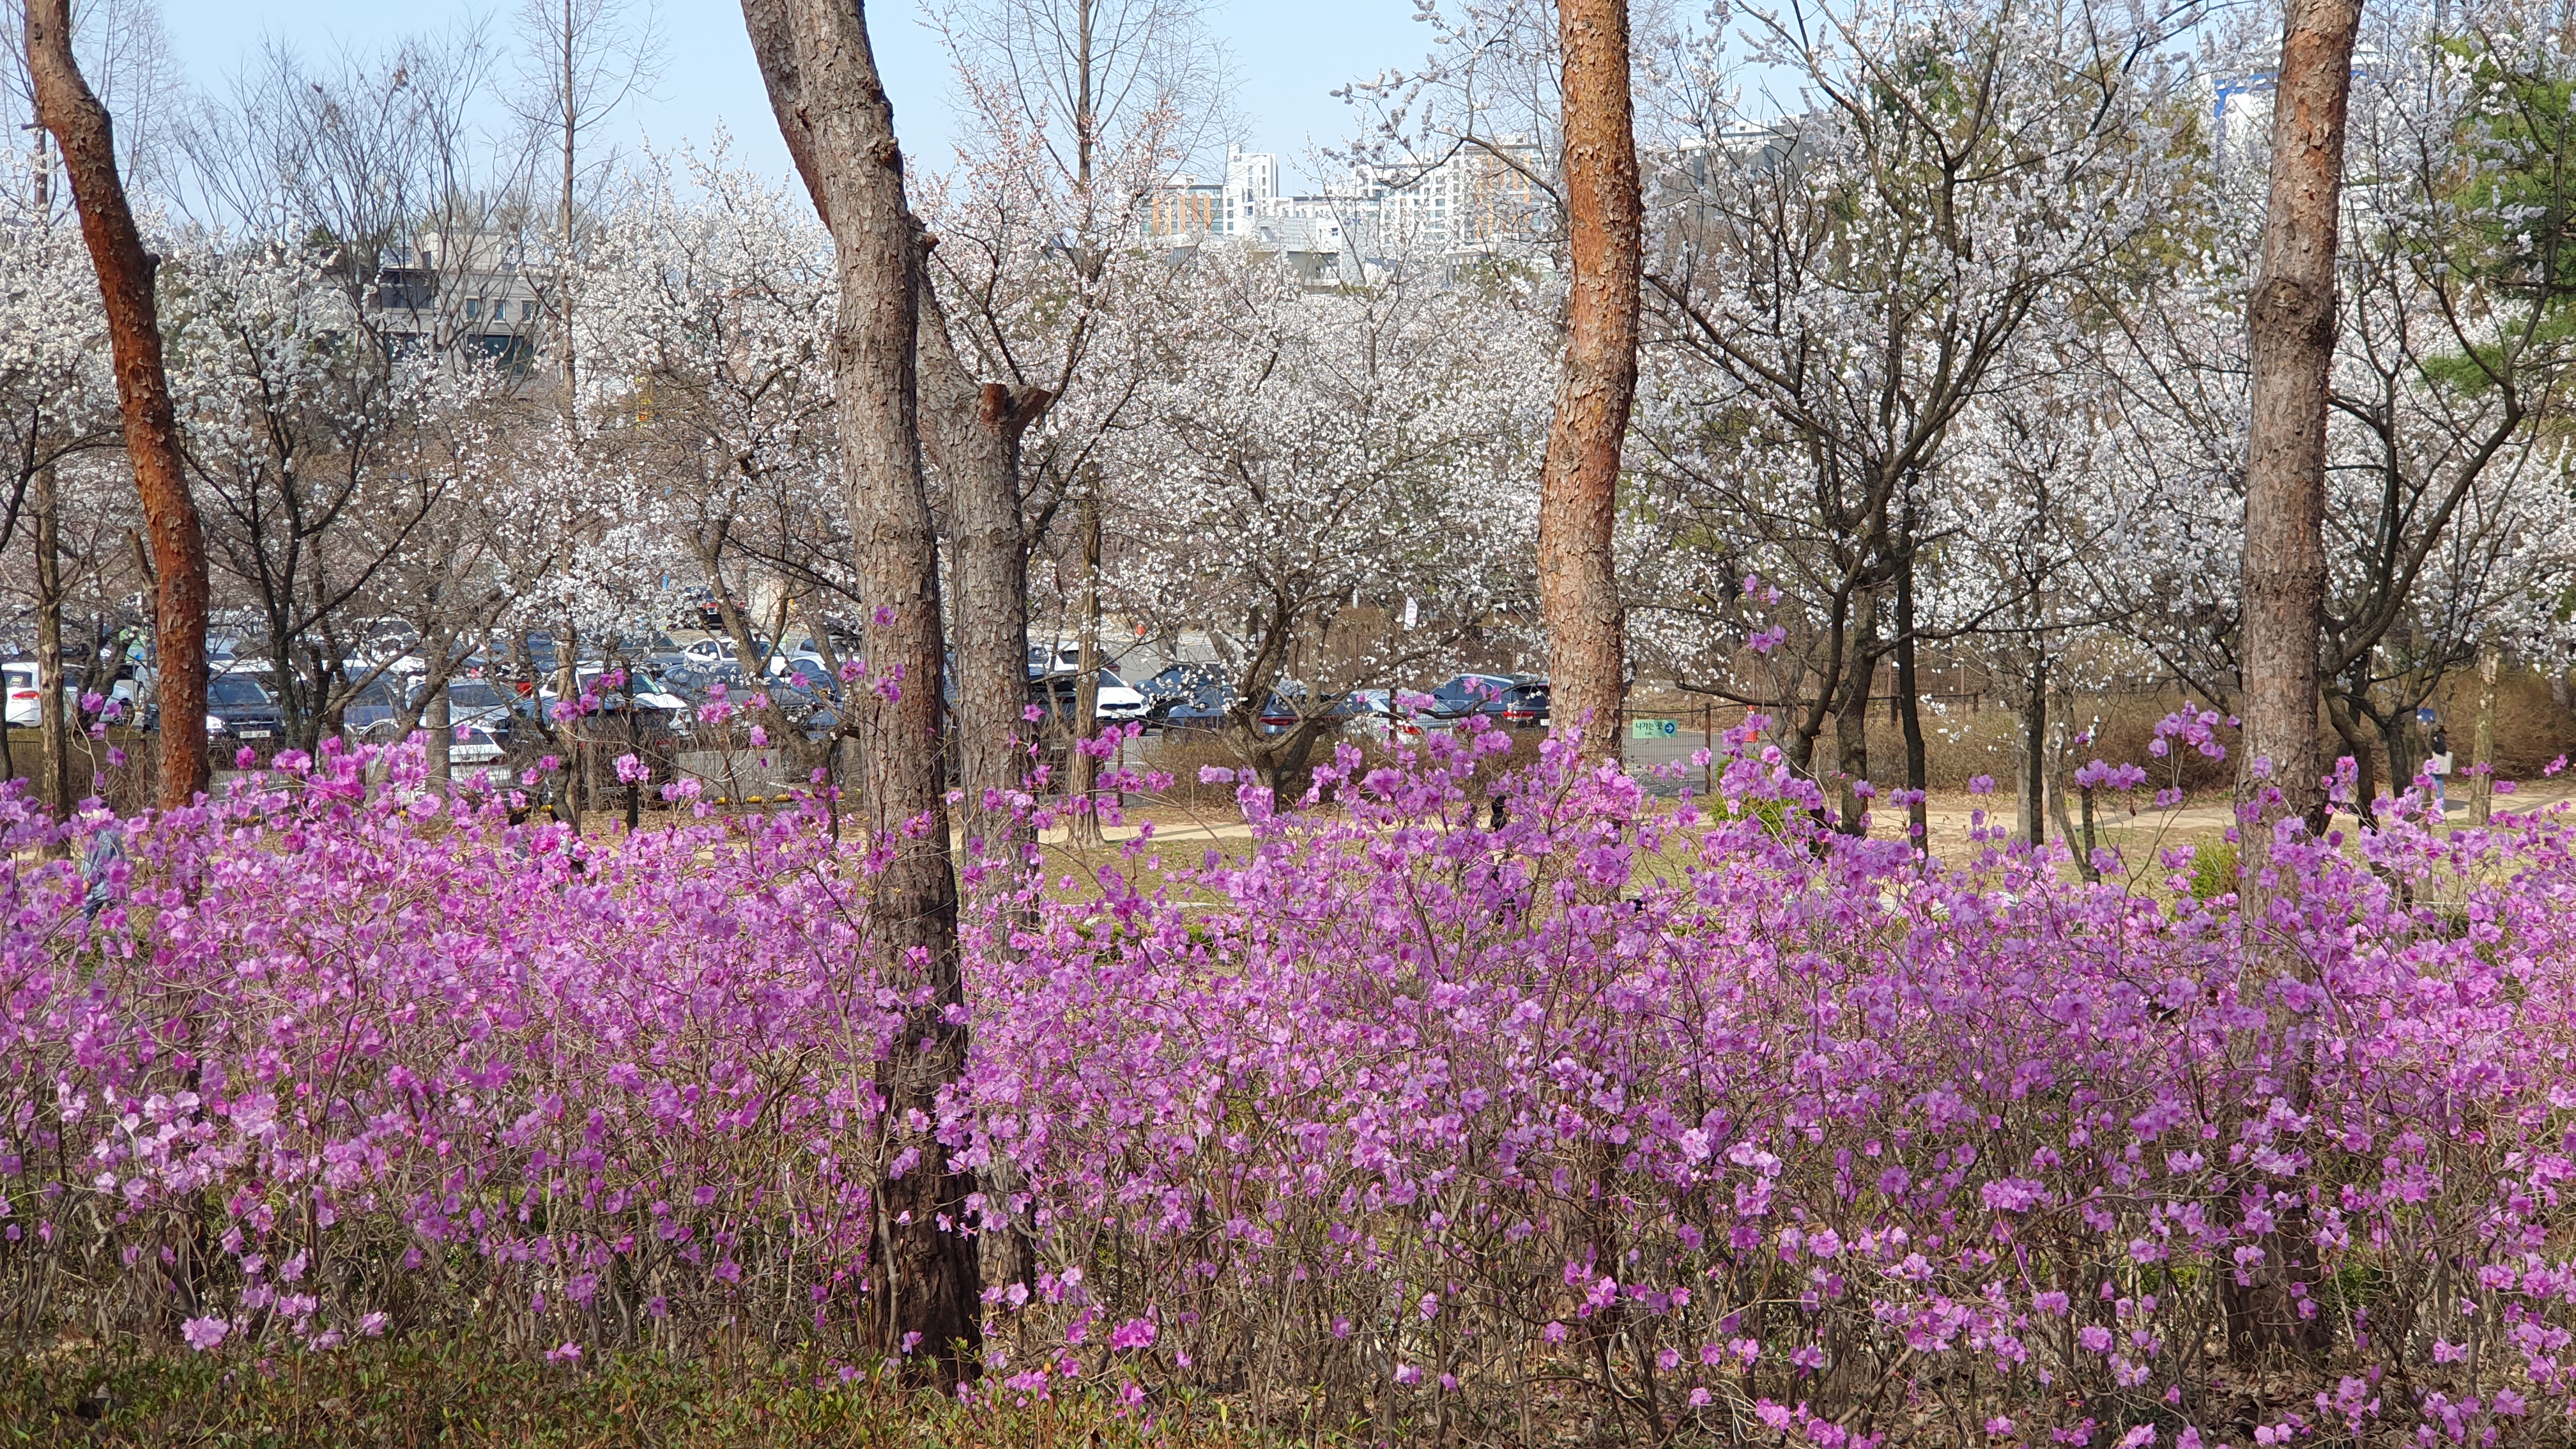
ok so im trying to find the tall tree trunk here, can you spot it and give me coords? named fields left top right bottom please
left=2230, top=0, right=2356, bottom=1368
left=34, top=461, right=74, bottom=830
left=740, top=0, right=978, bottom=1386
left=1536, top=0, right=1641, bottom=760
left=2239, top=0, right=2360, bottom=846
left=917, top=288, right=1050, bottom=878
left=559, top=0, right=580, bottom=395
left=26, top=0, right=209, bottom=809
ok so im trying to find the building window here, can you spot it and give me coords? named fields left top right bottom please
left=521, top=300, right=537, bottom=321
left=464, top=298, right=480, bottom=320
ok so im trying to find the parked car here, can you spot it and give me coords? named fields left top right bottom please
left=1094, top=671, right=1148, bottom=723
left=776, top=657, right=842, bottom=694
left=1257, top=684, right=1364, bottom=734
left=436, top=676, right=518, bottom=732
left=660, top=663, right=748, bottom=702
left=3, top=660, right=79, bottom=728
left=447, top=719, right=508, bottom=765
left=206, top=670, right=284, bottom=749
left=344, top=675, right=405, bottom=737
left=1138, top=663, right=1230, bottom=730
left=530, top=666, right=691, bottom=733
left=1349, top=687, right=1444, bottom=745
left=1025, top=670, right=1148, bottom=725
left=681, top=636, right=755, bottom=670
left=1428, top=673, right=1551, bottom=730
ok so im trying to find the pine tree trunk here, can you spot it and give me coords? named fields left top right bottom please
left=1536, top=0, right=1641, bottom=759
left=740, top=0, right=978, bottom=1386
left=2230, top=1, right=2357, bottom=1368
left=2239, top=0, right=2360, bottom=846
left=26, top=0, right=210, bottom=809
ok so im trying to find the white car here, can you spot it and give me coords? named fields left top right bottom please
left=1094, top=671, right=1150, bottom=723
left=681, top=638, right=740, bottom=669
left=448, top=721, right=507, bottom=764
left=3, top=661, right=76, bottom=728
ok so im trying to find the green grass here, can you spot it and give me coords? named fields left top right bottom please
left=0, top=1343, right=1276, bottom=1449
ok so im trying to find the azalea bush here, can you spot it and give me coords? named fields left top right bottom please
left=965, top=724, right=2576, bottom=1446
left=6, top=724, right=2576, bottom=1448
left=0, top=743, right=919, bottom=1365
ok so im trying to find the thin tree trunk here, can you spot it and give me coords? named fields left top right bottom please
left=2046, top=730, right=2085, bottom=873
left=1068, top=471, right=1103, bottom=846
left=2019, top=656, right=2046, bottom=848
left=35, top=461, right=74, bottom=830
left=2239, top=0, right=2360, bottom=847
left=26, top=0, right=209, bottom=809
left=425, top=678, right=452, bottom=785
left=917, top=286, right=1050, bottom=878
left=1895, top=557, right=1928, bottom=855
left=1536, top=0, right=1641, bottom=760
left=560, top=0, right=579, bottom=395
left=1832, top=661, right=1870, bottom=834
left=2472, top=647, right=2498, bottom=826
left=741, top=0, right=978, bottom=1386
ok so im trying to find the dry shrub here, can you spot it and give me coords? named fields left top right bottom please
left=2432, top=666, right=2576, bottom=779
left=1137, top=727, right=1252, bottom=813
left=1136, top=723, right=1549, bottom=815
left=1, top=727, right=157, bottom=813
left=1865, top=689, right=2240, bottom=798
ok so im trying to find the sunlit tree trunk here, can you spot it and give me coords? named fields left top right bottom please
left=740, top=0, right=978, bottom=1386
left=26, top=0, right=208, bottom=809
left=1537, top=0, right=1641, bottom=760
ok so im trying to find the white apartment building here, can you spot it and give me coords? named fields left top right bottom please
left=1143, top=138, right=1554, bottom=279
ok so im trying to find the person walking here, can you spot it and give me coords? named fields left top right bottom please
left=2425, top=717, right=2454, bottom=822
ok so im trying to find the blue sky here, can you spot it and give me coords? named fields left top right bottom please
left=164, top=0, right=1438, bottom=191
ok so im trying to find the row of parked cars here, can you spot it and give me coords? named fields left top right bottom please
left=1124, top=666, right=1553, bottom=736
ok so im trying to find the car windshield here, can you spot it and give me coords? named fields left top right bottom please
left=351, top=678, right=401, bottom=707
left=209, top=674, right=271, bottom=707
left=448, top=680, right=505, bottom=709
